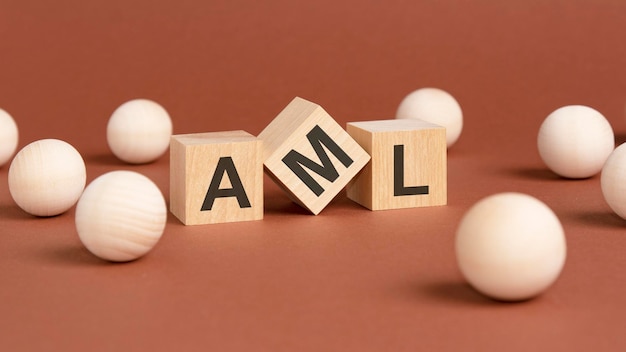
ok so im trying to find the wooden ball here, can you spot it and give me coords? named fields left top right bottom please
left=455, top=193, right=566, bottom=301
left=538, top=105, right=614, bottom=178
left=0, top=108, right=18, bottom=167
left=107, top=99, right=173, bottom=164
left=396, top=87, right=463, bottom=147
left=601, top=143, right=626, bottom=219
left=8, top=139, right=86, bottom=216
left=75, top=170, right=167, bottom=262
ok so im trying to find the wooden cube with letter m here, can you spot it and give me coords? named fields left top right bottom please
left=258, top=97, right=370, bottom=215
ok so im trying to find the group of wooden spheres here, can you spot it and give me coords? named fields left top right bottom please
left=1, top=88, right=624, bottom=302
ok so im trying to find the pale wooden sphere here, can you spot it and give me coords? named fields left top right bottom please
left=0, top=108, right=19, bottom=167
left=538, top=105, right=614, bottom=178
left=396, top=87, right=463, bottom=147
left=8, top=139, right=86, bottom=216
left=75, top=170, right=167, bottom=262
left=107, top=99, right=173, bottom=164
left=455, top=193, right=566, bottom=301
left=601, top=143, right=626, bottom=219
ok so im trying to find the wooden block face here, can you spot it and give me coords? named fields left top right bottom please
left=258, top=97, right=370, bottom=215
left=346, top=119, right=447, bottom=210
left=170, top=131, right=263, bottom=225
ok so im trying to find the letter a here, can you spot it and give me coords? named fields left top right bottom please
left=201, top=157, right=251, bottom=211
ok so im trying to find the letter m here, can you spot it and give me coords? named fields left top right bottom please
left=282, top=125, right=354, bottom=197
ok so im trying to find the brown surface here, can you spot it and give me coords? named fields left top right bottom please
left=1, top=1, right=626, bottom=350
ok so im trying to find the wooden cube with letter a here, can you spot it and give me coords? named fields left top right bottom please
left=346, top=119, right=446, bottom=210
left=258, top=97, right=370, bottom=215
left=170, top=131, right=263, bottom=225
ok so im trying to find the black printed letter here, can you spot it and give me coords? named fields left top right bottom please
left=394, top=145, right=429, bottom=196
left=201, top=157, right=251, bottom=211
left=282, top=125, right=354, bottom=196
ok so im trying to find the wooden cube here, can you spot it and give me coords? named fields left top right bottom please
left=170, top=131, right=263, bottom=225
left=258, top=97, right=370, bottom=215
left=346, top=119, right=446, bottom=210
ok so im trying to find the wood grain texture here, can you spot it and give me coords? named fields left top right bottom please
left=76, top=170, right=167, bottom=262
left=347, top=119, right=446, bottom=210
left=258, top=97, right=370, bottom=215
left=8, top=139, right=86, bottom=216
left=170, top=131, right=263, bottom=225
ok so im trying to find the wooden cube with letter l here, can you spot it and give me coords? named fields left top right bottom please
left=170, top=131, right=263, bottom=225
left=346, top=119, right=447, bottom=210
left=258, top=97, right=370, bottom=215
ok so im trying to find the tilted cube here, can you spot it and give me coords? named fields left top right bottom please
left=346, top=119, right=446, bottom=210
left=258, top=97, right=370, bottom=215
left=170, top=131, right=263, bottom=225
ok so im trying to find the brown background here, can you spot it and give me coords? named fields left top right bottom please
left=1, top=0, right=626, bottom=350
